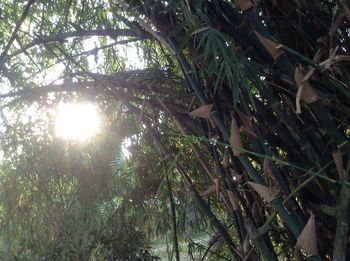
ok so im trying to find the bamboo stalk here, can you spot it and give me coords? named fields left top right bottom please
left=245, top=220, right=278, bottom=261
left=165, top=175, right=180, bottom=261
left=310, top=101, right=350, bottom=159
left=172, top=42, right=304, bottom=247
left=332, top=160, right=350, bottom=261
left=124, top=100, right=242, bottom=259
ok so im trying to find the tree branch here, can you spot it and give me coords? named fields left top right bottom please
left=8, top=28, right=145, bottom=59
left=0, top=0, right=37, bottom=67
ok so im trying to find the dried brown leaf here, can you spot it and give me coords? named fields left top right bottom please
left=248, top=182, right=280, bottom=203
left=263, top=158, right=276, bottom=186
left=294, top=248, right=303, bottom=261
left=235, top=108, right=257, bottom=138
left=332, top=150, right=344, bottom=179
left=263, top=158, right=272, bottom=177
left=189, top=104, right=214, bottom=119
left=235, top=108, right=251, bottom=128
left=209, top=118, right=217, bottom=128
left=202, top=184, right=216, bottom=197
left=227, top=190, right=239, bottom=211
left=295, top=214, right=318, bottom=257
left=202, top=178, right=220, bottom=199
left=294, top=66, right=319, bottom=113
left=254, top=31, right=284, bottom=61
left=230, top=118, right=244, bottom=156
left=235, top=0, right=253, bottom=11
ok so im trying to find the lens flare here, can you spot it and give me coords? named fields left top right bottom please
left=55, top=103, right=100, bottom=140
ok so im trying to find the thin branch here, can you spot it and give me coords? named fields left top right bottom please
left=0, top=0, right=37, bottom=68
left=8, top=28, right=144, bottom=59
left=0, top=81, right=96, bottom=99
left=71, top=38, right=142, bottom=58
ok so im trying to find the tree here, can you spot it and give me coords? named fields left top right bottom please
left=0, top=0, right=349, bottom=260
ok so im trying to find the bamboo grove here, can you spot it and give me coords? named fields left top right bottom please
left=0, top=0, right=350, bottom=260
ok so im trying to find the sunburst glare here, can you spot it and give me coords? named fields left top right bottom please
left=55, top=103, right=100, bottom=140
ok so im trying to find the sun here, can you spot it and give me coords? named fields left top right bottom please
left=55, top=103, right=100, bottom=140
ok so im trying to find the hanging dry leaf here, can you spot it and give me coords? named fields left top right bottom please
left=201, top=183, right=216, bottom=197
left=235, top=108, right=257, bottom=138
left=295, top=214, right=318, bottom=257
left=294, top=248, right=303, bottom=261
left=235, top=0, right=253, bottom=11
left=263, top=158, right=277, bottom=186
left=227, top=190, right=239, bottom=210
left=263, top=158, right=272, bottom=177
left=230, top=118, right=244, bottom=156
left=209, top=118, right=217, bottom=128
left=294, top=66, right=320, bottom=113
left=248, top=182, right=280, bottom=203
left=202, top=178, right=220, bottom=199
left=332, top=150, right=344, bottom=179
left=254, top=31, right=284, bottom=61
left=189, top=104, right=214, bottom=119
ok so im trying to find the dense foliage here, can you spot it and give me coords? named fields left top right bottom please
left=0, top=0, right=350, bottom=260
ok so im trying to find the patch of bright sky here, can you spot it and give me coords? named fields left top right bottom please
left=82, top=36, right=145, bottom=71
left=121, top=137, right=132, bottom=159
left=121, top=133, right=142, bottom=159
